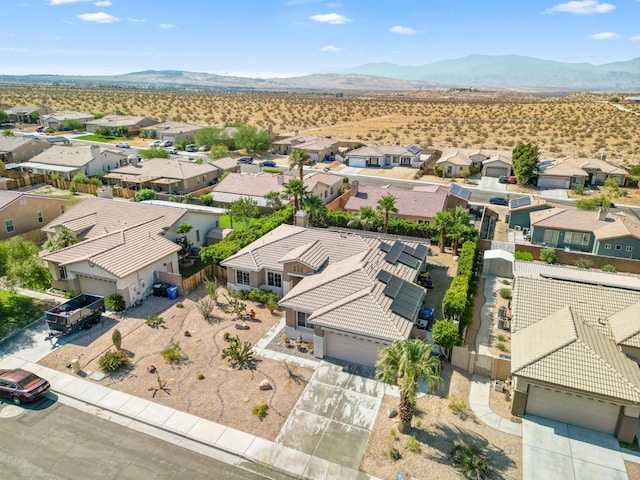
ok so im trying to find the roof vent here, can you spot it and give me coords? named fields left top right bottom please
left=598, top=317, right=607, bottom=326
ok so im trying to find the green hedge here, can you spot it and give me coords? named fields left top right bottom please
left=442, top=239, right=478, bottom=324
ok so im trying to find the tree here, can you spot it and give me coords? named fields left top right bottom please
left=433, top=210, right=454, bottom=253
left=195, top=127, right=234, bottom=149
left=134, top=189, right=157, bottom=202
left=61, top=119, right=82, bottom=131
left=0, top=109, right=8, bottom=123
left=43, top=227, right=78, bottom=252
left=303, top=194, right=327, bottom=226
left=2, top=130, right=14, bottom=137
left=576, top=195, right=610, bottom=210
left=0, top=237, right=51, bottom=290
left=227, top=197, right=260, bottom=225
left=376, top=339, right=443, bottom=434
left=539, top=247, right=558, bottom=264
left=604, top=177, right=621, bottom=199
left=348, top=205, right=377, bottom=231
left=176, top=223, right=193, bottom=235
left=209, top=144, right=229, bottom=159
left=233, top=124, right=271, bottom=152
left=265, top=191, right=285, bottom=210
left=289, top=148, right=310, bottom=183
left=446, top=207, right=471, bottom=254
left=460, top=168, right=471, bottom=182
left=377, top=195, right=398, bottom=234
left=283, top=178, right=308, bottom=212
left=432, top=320, right=460, bottom=361
left=140, top=147, right=170, bottom=159
left=512, top=142, right=539, bottom=185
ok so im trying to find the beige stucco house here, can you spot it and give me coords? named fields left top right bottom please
left=344, top=144, right=422, bottom=168
left=0, top=190, right=66, bottom=241
left=85, top=115, right=157, bottom=134
left=140, top=121, right=205, bottom=142
left=272, top=135, right=339, bottom=162
left=0, top=136, right=52, bottom=164
left=40, top=110, right=95, bottom=130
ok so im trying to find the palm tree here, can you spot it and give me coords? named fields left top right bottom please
left=43, top=226, right=78, bottom=253
left=283, top=178, right=308, bottom=212
left=432, top=210, right=453, bottom=253
left=377, top=195, right=398, bottom=234
left=264, top=191, right=284, bottom=210
left=289, top=148, right=310, bottom=183
left=376, top=339, right=442, bottom=434
left=447, top=207, right=473, bottom=254
left=303, top=194, right=327, bottom=226
left=348, top=205, right=377, bottom=231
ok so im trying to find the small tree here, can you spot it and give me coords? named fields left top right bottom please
left=539, top=247, right=558, bottom=264
left=140, top=147, right=170, bottom=159
left=203, top=276, right=219, bottom=302
left=512, top=142, right=539, bottom=185
left=460, top=168, right=471, bottom=182
left=199, top=194, right=213, bottom=206
left=105, top=293, right=126, bottom=312
left=135, top=188, right=157, bottom=202
left=43, top=226, right=78, bottom=253
left=112, top=329, right=122, bottom=351
left=514, top=251, right=533, bottom=262
left=227, top=197, right=260, bottom=224
left=221, top=335, right=254, bottom=368
left=209, top=144, right=229, bottom=159
left=432, top=320, right=460, bottom=361
left=604, top=177, right=621, bottom=199
left=197, top=296, right=215, bottom=320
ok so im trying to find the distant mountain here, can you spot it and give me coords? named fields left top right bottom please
left=326, top=55, right=640, bottom=90
left=0, top=70, right=446, bottom=93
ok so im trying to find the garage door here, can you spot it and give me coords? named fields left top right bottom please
left=526, top=385, right=620, bottom=434
left=76, top=274, right=117, bottom=298
left=539, top=176, right=569, bottom=189
left=347, top=157, right=367, bottom=168
left=485, top=167, right=509, bottom=178
left=325, top=331, right=386, bottom=367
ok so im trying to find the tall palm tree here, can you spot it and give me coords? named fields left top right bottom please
left=289, top=148, right=310, bottom=183
left=348, top=205, right=377, bottom=231
left=447, top=206, right=472, bottom=254
left=283, top=178, right=308, bottom=212
left=377, top=195, right=398, bottom=234
left=376, top=339, right=443, bottom=434
left=432, top=210, right=453, bottom=253
left=303, top=194, right=327, bottom=226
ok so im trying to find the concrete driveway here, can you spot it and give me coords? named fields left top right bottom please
left=478, top=176, right=507, bottom=191
left=523, top=415, right=628, bottom=480
left=276, top=361, right=383, bottom=472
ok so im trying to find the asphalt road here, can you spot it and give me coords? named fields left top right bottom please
left=0, top=399, right=275, bottom=480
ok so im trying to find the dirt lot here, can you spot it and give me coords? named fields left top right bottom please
left=38, top=288, right=312, bottom=441
left=360, top=364, right=522, bottom=480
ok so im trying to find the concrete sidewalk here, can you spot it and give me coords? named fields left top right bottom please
left=469, top=375, right=521, bottom=437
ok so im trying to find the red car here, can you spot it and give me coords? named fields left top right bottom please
left=0, top=369, right=50, bottom=405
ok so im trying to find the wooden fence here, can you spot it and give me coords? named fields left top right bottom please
left=44, top=176, right=99, bottom=195
left=1, top=171, right=45, bottom=189
left=181, top=264, right=227, bottom=295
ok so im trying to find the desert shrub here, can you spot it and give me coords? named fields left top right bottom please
left=601, top=264, right=617, bottom=273
left=496, top=342, right=507, bottom=352
left=575, top=257, right=594, bottom=269
left=197, top=296, right=215, bottom=320
left=99, top=350, right=130, bottom=372
left=252, top=402, right=269, bottom=419
left=499, top=288, right=512, bottom=300
left=64, top=290, right=76, bottom=299
left=200, top=194, right=213, bottom=206
left=196, top=372, right=204, bottom=380
left=221, top=335, right=253, bottom=368
left=223, top=331, right=232, bottom=342
left=497, top=333, right=506, bottom=342
left=406, top=435, right=421, bottom=453
left=501, top=279, right=510, bottom=285
left=572, top=185, right=587, bottom=194
left=450, top=441, right=494, bottom=480
left=539, top=247, right=558, bottom=264
left=145, top=315, right=164, bottom=328
left=176, top=302, right=184, bottom=308
left=266, top=299, right=278, bottom=314
left=389, top=447, right=402, bottom=461
left=161, top=341, right=184, bottom=363
left=105, top=293, right=126, bottom=312
left=111, top=329, right=122, bottom=350
left=134, top=188, right=157, bottom=202
left=448, top=396, right=469, bottom=416
left=514, top=251, right=533, bottom=262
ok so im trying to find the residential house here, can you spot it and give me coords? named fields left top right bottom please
left=343, top=183, right=470, bottom=223
left=344, top=144, right=423, bottom=168
left=510, top=261, right=640, bottom=442
left=272, top=135, right=339, bottom=162
left=579, top=157, right=628, bottom=186
left=210, top=157, right=240, bottom=174
left=529, top=207, right=640, bottom=259
left=40, top=197, right=223, bottom=306
left=0, top=190, right=66, bottom=241
left=40, top=110, right=94, bottom=130
left=436, top=151, right=473, bottom=177
left=5, top=105, right=50, bottom=123
left=105, top=157, right=219, bottom=195
left=536, top=157, right=627, bottom=189
left=482, top=154, right=512, bottom=178
left=0, top=136, right=52, bottom=163
left=85, top=115, right=157, bottom=134
left=212, top=171, right=343, bottom=207
left=221, top=223, right=430, bottom=366
left=7, top=145, right=128, bottom=180
left=140, top=121, right=205, bottom=143
left=507, top=196, right=553, bottom=229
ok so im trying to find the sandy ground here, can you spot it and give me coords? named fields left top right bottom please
left=38, top=287, right=312, bottom=441
left=360, top=364, right=522, bottom=480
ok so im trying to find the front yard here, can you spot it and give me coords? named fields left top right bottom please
left=0, top=290, right=55, bottom=340
left=37, top=287, right=313, bottom=441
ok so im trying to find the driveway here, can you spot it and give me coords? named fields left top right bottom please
left=478, top=176, right=507, bottom=192
left=540, top=188, right=569, bottom=199
left=523, top=415, right=628, bottom=480
left=276, top=361, right=383, bottom=472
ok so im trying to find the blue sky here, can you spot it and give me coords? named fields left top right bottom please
left=2, top=0, right=640, bottom=77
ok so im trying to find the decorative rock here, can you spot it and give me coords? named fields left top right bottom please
left=259, top=379, right=272, bottom=391
left=184, top=331, right=191, bottom=337
left=147, top=365, right=156, bottom=373
left=387, top=408, right=398, bottom=418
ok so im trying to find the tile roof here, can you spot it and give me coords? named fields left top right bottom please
left=210, top=157, right=239, bottom=171
left=437, top=151, right=472, bottom=167
left=41, top=110, right=93, bottom=122
left=483, top=154, right=512, bottom=166
left=140, top=121, right=204, bottom=135
left=607, top=303, right=640, bottom=348
left=86, top=115, right=154, bottom=128
left=278, top=240, right=329, bottom=270
left=0, top=190, right=64, bottom=210
left=0, top=136, right=48, bottom=153
left=537, top=158, right=588, bottom=177
left=213, top=171, right=341, bottom=199
left=28, top=145, right=120, bottom=167
left=303, top=171, right=343, bottom=189
left=347, top=144, right=422, bottom=158
left=512, top=305, right=640, bottom=403
left=530, top=207, right=640, bottom=240
left=108, top=157, right=218, bottom=181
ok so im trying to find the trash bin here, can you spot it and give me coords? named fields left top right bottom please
left=152, top=283, right=164, bottom=296
left=166, top=285, right=178, bottom=300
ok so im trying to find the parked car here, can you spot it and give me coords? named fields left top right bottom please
left=262, top=160, right=276, bottom=167
left=165, top=147, right=178, bottom=155
left=148, top=140, right=162, bottom=147
left=237, top=156, right=254, bottom=164
left=498, top=176, right=507, bottom=184
left=160, top=140, right=173, bottom=147
left=0, top=368, right=50, bottom=405
left=416, top=307, right=435, bottom=330
left=116, top=142, right=130, bottom=149
left=507, top=176, right=517, bottom=184
left=198, top=145, right=209, bottom=152
left=185, top=144, right=197, bottom=152
left=489, top=197, right=509, bottom=206
left=35, top=126, right=45, bottom=133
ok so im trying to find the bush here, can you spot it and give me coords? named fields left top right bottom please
left=448, top=396, right=470, bottom=416
left=499, top=288, right=512, bottom=300
left=105, top=293, right=126, bottom=312
left=145, top=315, right=164, bottom=328
left=539, top=247, right=558, bottom=264
left=199, top=194, right=213, bottom=206
left=450, top=441, right=494, bottom=480
left=176, top=302, right=184, bottom=308
left=514, top=251, right=533, bottom=262
left=496, top=341, right=507, bottom=352
left=575, top=257, right=594, bottom=269
left=601, top=264, right=617, bottom=273
left=135, top=188, right=157, bottom=202
left=406, top=435, right=421, bottom=453
left=112, top=329, right=122, bottom=350
left=221, top=335, right=253, bottom=368
left=252, top=402, right=269, bottom=419
left=572, top=185, right=587, bottom=195
left=64, top=290, right=76, bottom=299
left=161, top=341, right=184, bottom=363
left=99, top=350, right=130, bottom=372
left=389, top=447, right=402, bottom=461
left=497, top=333, right=506, bottom=342
left=196, top=372, right=205, bottom=380
left=262, top=167, right=281, bottom=174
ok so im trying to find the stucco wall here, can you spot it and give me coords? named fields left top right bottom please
left=0, top=196, right=66, bottom=240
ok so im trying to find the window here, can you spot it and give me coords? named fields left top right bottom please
left=196, top=229, right=200, bottom=242
left=236, top=270, right=250, bottom=285
left=627, top=246, right=633, bottom=252
left=58, top=266, right=67, bottom=280
left=4, top=219, right=14, bottom=233
left=604, top=244, right=611, bottom=250
left=297, top=311, right=314, bottom=329
left=616, top=245, right=622, bottom=250
left=564, top=231, right=589, bottom=246
left=267, top=271, right=282, bottom=288
left=37, top=211, right=44, bottom=223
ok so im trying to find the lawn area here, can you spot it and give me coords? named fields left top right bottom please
left=0, top=290, right=54, bottom=340
left=74, top=134, right=123, bottom=142
left=218, top=214, right=247, bottom=229
left=179, top=257, right=208, bottom=277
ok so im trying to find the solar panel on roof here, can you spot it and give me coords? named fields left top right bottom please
left=390, top=281, right=425, bottom=320
left=377, top=270, right=392, bottom=284
left=385, top=241, right=404, bottom=264
left=403, top=245, right=416, bottom=257
left=450, top=184, right=472, bottom=200
left=380, top=242, right=391, bottom=253
left=407, top=145, right=421, bottom=155
left=509, top=196, right=531, bottom=209
left=414, top=244, right=429, bottom=260
left=383, top=275, right=403, bottom=298
left=398, top=252, right=420, bottom=269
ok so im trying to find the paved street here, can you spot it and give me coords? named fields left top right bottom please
left=0, top=400, right=272, bottom=480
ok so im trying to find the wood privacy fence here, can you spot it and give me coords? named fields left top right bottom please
left=44, top=176, right=99, bottom=195
left=181, top=264, right=227, bottom=295
left=1, top=171, right=45, bottom=189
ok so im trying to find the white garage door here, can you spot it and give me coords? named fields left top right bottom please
left=526, top=385, right=620, bottom=434
left=485, top=166, right=509, bottom=178
left=347, top=157, right=367, bottom=168
left=539, top=176, right=569, bottom=189
left=325, top=331, right=385, bottom=367
left=77, top=274, right=118, bottom=298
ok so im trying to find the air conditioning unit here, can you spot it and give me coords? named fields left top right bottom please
left=494, top=380, right=504, bottom=392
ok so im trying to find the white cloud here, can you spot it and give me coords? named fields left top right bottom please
left=159, top=23, right=174, bottom=29
left=630, top=35, right=640, bottom=41
left=76, top=12, right=120, bottom=23
left=309, top=13, right=351, bottom=24
left=0, top=47, right=28, bottom=52
left=389, top=25, right=419, bottom=35
left=49, top=0, right=90, bottom=5
left=127, top=17, right=146, bottom=23
left=544, top=1, right=615, bottom=15
left=320, top=44, right=342, bottom=52
left=326, top=2, right=342, bottom=7
left=589, top=32, right=620, bottom=39
left=94, top=0, right=111, bottom=5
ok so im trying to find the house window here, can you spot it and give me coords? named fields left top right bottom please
left=236, top=270, right=250, bottom=286
left=564, top=231, right=589, bottom=246
left=4, top=219, right=14, bottom=233
left=331, top=187, right=334, bottom=195
left=196, top=229, right=200, bottom=242
left=616, top=245, right=622, bottom=250
left=604, top=244, right=611, bottom=249
left=627, top=246, right=633, bottom=252
left=58, top=266, right=67, bottom=280
left=37, top=211, right=44, bottom=223
left=267, top=271, right=282, bottom=288
left=297, top=311, right=314, bottom=329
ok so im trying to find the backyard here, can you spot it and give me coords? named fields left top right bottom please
left=0, top=290, right=54, bottom=340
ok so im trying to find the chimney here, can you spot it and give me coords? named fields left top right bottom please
left=294, top=130, right=299, bottom=136
left=294, top=210, right=308, bottom=228
left=90, top=144, right=100, bottom=156
left=351, top=180, right=359, bottom=194
left=128, top=154, right=139, bottom=166
left=597, top=208, right=607, bottom=221
left=276, top=174, right=284, bottom=185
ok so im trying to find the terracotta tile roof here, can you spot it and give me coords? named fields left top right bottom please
left=278, top=240, right=329, bottom=270
left=347, top=144, right=421, bottom=158
left=436, top=151, right=472, bottom=167
left=108, top=157, right=218, bottom=181
left=608, top=302, right=640, bottom=348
